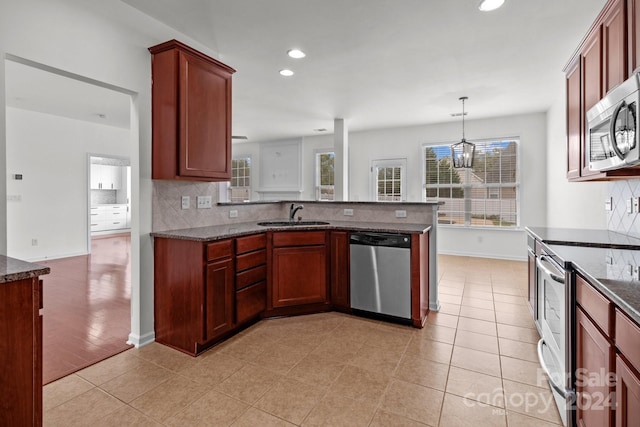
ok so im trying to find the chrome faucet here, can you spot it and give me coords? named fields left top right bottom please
left=289, top=203, right=304, bottom=222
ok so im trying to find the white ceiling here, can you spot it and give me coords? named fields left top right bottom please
left=5, top=0, right=608, bottom=141
left=5, top=59, right=131, bottom=129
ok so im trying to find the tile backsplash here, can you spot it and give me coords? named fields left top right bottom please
left=607, top=179, right=640, bottom=237
left=91, top=190, right=117, bottom=205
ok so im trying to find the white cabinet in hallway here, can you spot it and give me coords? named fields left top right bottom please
left=90, top=204, right=128, bottom=232
left=90, top=165, right=122, bottom=190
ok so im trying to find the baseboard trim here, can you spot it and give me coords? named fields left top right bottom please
left=127, top=331, right=155, bottom=348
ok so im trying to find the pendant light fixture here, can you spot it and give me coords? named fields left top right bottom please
left=451, top=96, right=475, bottom=168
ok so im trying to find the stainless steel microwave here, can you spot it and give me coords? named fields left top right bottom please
left=587, top=74, right=640, bottom=172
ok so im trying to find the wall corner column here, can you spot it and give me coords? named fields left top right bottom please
left=334, top=118, right=349, bottom=201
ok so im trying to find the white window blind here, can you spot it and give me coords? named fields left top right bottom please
left=230, top=157, right=251, bottom=202
left=372, top=159, right=406, bottom=202
left=424, top=139, right=519, bottom=227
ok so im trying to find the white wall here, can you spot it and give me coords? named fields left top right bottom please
left=546, top=73, right=607, bottom=228
left=0, top=0, right=220, bottom=347
left=6, top=108, right=130, bottom=260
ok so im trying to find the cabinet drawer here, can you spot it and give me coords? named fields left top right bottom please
left=236, top=281, right=266, bottom=324
left=273, top=231, right=326, bottom=247
left=206, top=240, right=233, bottom=262
left=576, top=275, right=612, bottom=336
left=236, top=233, right=266, bottom=254
left=236, top=249, right=266, bottom=272
left=236, top=265, right=266, bottom=290
left=615, top=309, right=640, bottom=369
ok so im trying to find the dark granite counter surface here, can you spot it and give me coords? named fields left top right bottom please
left=546, top=244, right=640, bottom=325
left=0, top=255, right=50, bottom=284
left=526, top=226, right=640, bottom=249
left=151, top=220, right=432, bottom=242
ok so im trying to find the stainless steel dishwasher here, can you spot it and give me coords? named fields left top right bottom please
left=349, top=232, right=411, bottom=323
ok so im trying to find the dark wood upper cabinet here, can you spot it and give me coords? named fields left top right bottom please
left=603, top=0, right=627, bottom=92
left=564, top=0, right=640, bottom=181
left=149, top=40, right=235, bottom=182
left=567, top=56, right=582, bottom=180
left=628, top=0, right=640, bottom=74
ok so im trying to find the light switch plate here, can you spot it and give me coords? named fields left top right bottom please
left=197, top=196, right=212, bottom=209
left=229, top=209, right=238, bottom=218
left=181, top=196, right=190, bottom=210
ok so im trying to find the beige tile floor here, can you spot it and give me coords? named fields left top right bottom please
left=43, top=255, right=563, bottom=426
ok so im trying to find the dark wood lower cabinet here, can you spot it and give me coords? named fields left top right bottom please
left=205, top=258, right=234, bottom=342
left=330, top=231, right=350, bottom=311
left=616, top=354, right=640, bottom=426
left=154, top=237, right=235, bottom=355
left=576, top=307, right=615, bottom=427
left=236, top=281, right=266, bottom=324
left=1, top=276, right=45, bottom=426
left=272, top=245, right=328, bottom=307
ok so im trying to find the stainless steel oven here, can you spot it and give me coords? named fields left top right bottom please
left=535, top=248, right=576, bottom=427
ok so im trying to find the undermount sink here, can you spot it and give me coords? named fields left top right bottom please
left=257, top=220, right=330, bottom=227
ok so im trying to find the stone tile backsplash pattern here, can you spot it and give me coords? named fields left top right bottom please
left=607, top=179, right=640, bottom=238
left=91, top=190, right=117, bottom=205
left=152, top=181, right=437, bottom=232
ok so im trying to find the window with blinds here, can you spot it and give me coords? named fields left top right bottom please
left=376, top=166, right=403, bottom=201
left=230, top=157, right=251, bottom=202
left=423, top=139, right=519, bottom=228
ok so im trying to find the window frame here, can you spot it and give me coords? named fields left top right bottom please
left=314, top=150, right=335, bottom=201
left=422, top=138, right=521, bottom=229
left=228, top=156, right=252, bottom=202
left=371, top=158, right=407, bottom=202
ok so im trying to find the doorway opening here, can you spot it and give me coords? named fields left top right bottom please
left=5, top=57, right=136, bottom=384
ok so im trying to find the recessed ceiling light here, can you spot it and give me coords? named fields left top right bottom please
left=287, top=49, right=306, bottom=59
left=279, top=69, right=295, bottom=77
left=478, top=0, right=505, bottom=12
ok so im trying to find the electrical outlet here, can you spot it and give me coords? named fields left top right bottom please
left=197, top=195, right=212, bottom=209
left=181, top=196, right=190, bottom=210
left=344, top=209, right=354, bottom=216
left=395, top=210, right=407, bottom=218
left=605, top=197, right=612, bottom=211
left=628, top=198, right=634, bottom=214
left=229, top=209, right=238, bottom=218
left=634, top=197, right=640, bottom=214
left=31, top=239, right=38, bottom=246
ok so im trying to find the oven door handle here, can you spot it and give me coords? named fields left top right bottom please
left=537, top=339, right=576, bottom=401
left=536, top=256, right=565, bottom=284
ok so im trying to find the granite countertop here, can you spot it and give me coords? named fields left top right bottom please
left=0, top=255, right=50, bottom=284
left=526, top=226, right=640, bottom=249
left=546, top=244, right=640, bottom=325
left=217, top=200, right=443, bottom=207
left=151, top=220, right=432, bottom=242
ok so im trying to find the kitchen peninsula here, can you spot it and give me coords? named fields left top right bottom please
left=151, top=200, right=440, bottom=356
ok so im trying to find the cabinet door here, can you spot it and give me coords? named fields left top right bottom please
left=567, top=57, right=582, bottom=180
left=90, top=164, right=103, bottom=189
left=616, top=354, right=640, bottom=427
left=582, top=28, right=604, bottom=178
left=576, top=308, right=614, bottom=427
left=272, top=246, right=328, bottom=308
left=603, top=0, right=627, bottom=93
left=629, top=0, right=640, bottom=74
left=330, top=231, right=349, bottom=310
left=205, top=258, right=235, bottom=342
left=178, top=50, right=232, bottom=180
